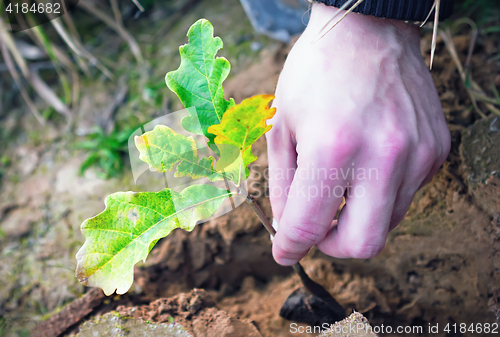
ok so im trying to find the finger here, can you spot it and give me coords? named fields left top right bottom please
left=391, top=140, right=450, bottom=231
left=418, top=105, right=451, bottom=189
left=390, top=144, right=436, bottom=230
left=272, top=144, right=353, bottom=265
left=317, top=142, right=408, bottom=259
left=317, top=178, right=399, bottom=259
left=266, top=125, right=297, bottom=224
left=418, top=133, right=451, bottom=190
left=388, top=186, right=417, bottom=232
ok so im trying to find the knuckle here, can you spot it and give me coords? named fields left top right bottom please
left=375, top=132, right=410, bottom=162
left=343, top=240, right=385, bottom=259
left=299, top=130, right=360, bottom=167
left=283, top=223, right=325, bottom=247
left=416, top=143, right=438, bottom=167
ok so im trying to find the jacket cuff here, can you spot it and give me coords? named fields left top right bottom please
left=314, top=0, right=454, bottom=21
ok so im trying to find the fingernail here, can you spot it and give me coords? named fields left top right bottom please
left=270, top=218, right=279, bottom=241
left=272, top=218, right=279, bottom=231
left=277, top=258, right=297, bottom=266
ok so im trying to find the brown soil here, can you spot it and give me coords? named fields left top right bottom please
left=115, top=289, right=261, bottom=337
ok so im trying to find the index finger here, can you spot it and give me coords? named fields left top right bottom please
left=272, top=147, right=351, bottom=265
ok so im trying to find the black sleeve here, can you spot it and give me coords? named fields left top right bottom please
left=315, top=0, right=454, bottom=21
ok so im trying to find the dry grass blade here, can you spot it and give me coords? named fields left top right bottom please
left=439, top=28, right=485, bottom=117
left=1, top=16, right=74, bottom=123
left=110, top=0, right=124, bottom=26
left=50, top=18, right=88, bottom=74
left=0, top=19, right=29, bottom=77
left=41, top=0, right=113, bottom=79
left=430, top=0, right=441, bottom=70
left=420, top=1, right=437, bottom=27
left=452, top=18, right=479, bottom=71
left=59, top=8, right=91, bottom=76
left=50, top=19, right=84, bottom=62
left=464, top=28, right=477, bottom=69
left=485, top=103, right=500, bottom=117
left=316, top=0, right=354, bottom=37
left=4, top=15, right=73, bottom=121
left=26, top=24, right=82, bottom=89
left=439, top=28, right=500, bottom=117
left=49, top=17, right=113, bottom=79
left=315, top=0, right=365, bottom=41
left=131, top=0, right=145, bottom=12
left=29, top=70, right=71, bottom=119
left=79, top=1, right=144, bottom=67
left=0, top=35, right=45, bottom=125
left=61, top=5, right=81, bottom=43
left=0, top=1, right=122, bottom=124
left=30, top=24, right=72, bottom=106
left=27, top=23, right=73, bottom=115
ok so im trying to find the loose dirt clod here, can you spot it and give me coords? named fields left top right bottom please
left=318, top=312, right=377, bottom=337
left=115, top=289, right=262, bottom=337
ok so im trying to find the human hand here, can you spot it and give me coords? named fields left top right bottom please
left=266, top=3, right=451, bottom=265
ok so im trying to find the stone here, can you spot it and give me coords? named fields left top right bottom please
left=460, top=116, right=500, bottom=218
left=76, top=312, right=192, bottom=337
left=318, top=312, right=377, bottom=337
left=0, top=207, right=42, bottom=239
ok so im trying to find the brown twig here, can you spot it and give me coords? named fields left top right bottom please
left=30, top=288, right=105, bottom=337
left=245, top=194, right=276, bottom=236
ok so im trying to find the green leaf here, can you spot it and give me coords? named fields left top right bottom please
left=76, top=185, right=231, bottom=295
left=135, top=125, right=224, bottom=181
left=208, top=95, right=276, bottom=185
left=165, top=19, right=235, bottom=146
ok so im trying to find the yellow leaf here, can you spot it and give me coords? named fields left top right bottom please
left=208, top=95, right=276, bottom=185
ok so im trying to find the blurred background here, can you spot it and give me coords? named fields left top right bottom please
left=1, top=0, right=500, bottom=336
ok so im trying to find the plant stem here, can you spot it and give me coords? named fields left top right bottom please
left=245, top=194, right=276, bottom=236
left=245, top=194, right=346, bottom=317
left=245, top=195, right=327, bottom=295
